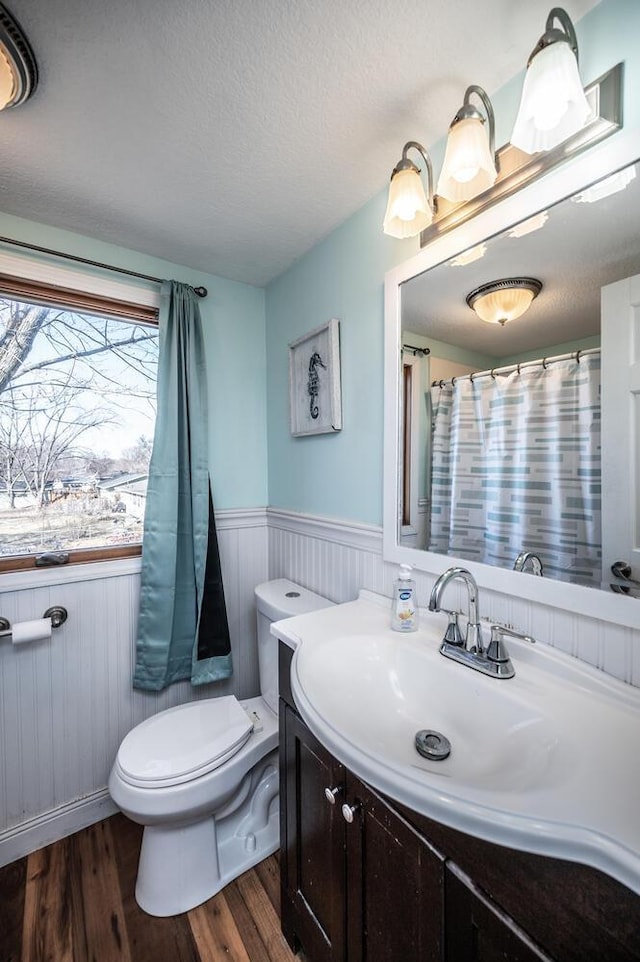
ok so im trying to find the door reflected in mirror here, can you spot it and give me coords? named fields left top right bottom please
left=399, top=160, right=640, bottom=589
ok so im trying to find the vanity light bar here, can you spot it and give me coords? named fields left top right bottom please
left=419, top=63, right=623, bottom=248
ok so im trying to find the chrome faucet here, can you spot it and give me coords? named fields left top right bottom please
left=429, top=566, right=483, bottom=653
left=513, top=551, right=544, bottom=576
left=429, top=567, right=534, bottom=679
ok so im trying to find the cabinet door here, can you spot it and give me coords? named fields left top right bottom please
left=281, top=703, right=347, bottom=962
left=345, top=773, right=444, bottom=962
left=445, top=863, right=553, bottom=962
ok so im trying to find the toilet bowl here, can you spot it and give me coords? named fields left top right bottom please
left=108, top=578, right=332, bottom=917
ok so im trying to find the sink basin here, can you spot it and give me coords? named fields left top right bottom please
left=296, top=633, right=567, bottom=795
left=272, top=590, right=640, bottom=895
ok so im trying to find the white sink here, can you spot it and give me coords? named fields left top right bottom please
left=272, top=590, right=640, bottom=895
left=296, top=632, right=567, bottom=795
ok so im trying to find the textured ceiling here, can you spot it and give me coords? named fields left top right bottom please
left=0, top=0, right=599, bottom=287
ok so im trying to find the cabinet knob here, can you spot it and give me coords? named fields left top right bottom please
left=341, top=802, right=360, bottom=823
left=324, top=785, right=343, bottom=805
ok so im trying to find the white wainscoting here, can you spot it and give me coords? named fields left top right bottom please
left=0, top=508, right=268, bottom=867
left=267, top=508, right=640, bottom=688
left=2, top=504, right=639, bottom=866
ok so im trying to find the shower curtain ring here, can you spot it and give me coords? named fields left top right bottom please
left=490, top=369, right=496, bottom=380
left=517, top=363, right=521, bottom=375
left=542, top=357, right=548, bottom=369
left=576, top=349, right=583, bottom=363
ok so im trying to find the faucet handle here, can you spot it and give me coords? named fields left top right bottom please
left=442, top=610, right=464, bottom=646
left=487, top=624, right=535, bottom=663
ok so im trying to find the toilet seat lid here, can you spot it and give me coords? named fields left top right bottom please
left=116, top=695, right=253, bottom=788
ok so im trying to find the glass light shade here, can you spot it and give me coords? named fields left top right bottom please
left=383, top=168, right=433, bottom=239
left=0, top=47, right=15, bottom=109
left=510, top=41, right=590, bottom=153
left=472, top=286, right=536, bottom=325
left=437, top=117, right=498, bottom=202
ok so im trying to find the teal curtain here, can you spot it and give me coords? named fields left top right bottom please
left=133, top=281, right=233, bottom=691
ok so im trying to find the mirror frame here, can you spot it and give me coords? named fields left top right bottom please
left=383, top=124, right=640, bottom=630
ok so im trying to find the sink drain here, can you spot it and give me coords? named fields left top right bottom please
left=415, top=730, right=451, bottom=761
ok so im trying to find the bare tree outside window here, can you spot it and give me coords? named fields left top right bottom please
left=0, top=295, right=158, bottom=562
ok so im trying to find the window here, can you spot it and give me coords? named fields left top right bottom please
left=0, top=276, right=159, bottom=569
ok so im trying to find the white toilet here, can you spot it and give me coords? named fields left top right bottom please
left=108, top=578, right=332, bottom=917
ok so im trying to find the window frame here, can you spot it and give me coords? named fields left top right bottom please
left=0, top=265, right=159, bottom=572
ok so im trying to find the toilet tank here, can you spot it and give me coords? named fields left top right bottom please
left=254, top=578, right=333, bottom=714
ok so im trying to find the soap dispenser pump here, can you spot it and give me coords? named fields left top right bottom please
left=391, top=563, right=418, bottom=632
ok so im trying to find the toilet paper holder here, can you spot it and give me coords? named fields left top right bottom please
left=0, top=605, right=68, bottom=638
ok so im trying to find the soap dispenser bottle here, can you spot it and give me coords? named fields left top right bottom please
left=391, top=564, right=418, bottom=632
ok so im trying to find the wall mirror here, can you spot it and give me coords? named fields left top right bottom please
left=384, top=128, right=640, bottom=628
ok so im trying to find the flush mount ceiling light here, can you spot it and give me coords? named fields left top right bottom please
left=510, top=7, right=589, bottom=154
left=466, top=277, right=542, bottom=326
left=383, top=141, right=434, bottom=239
left=437, top=86, right=498, bottom=202
left=0, top=2, right=37, bottom=109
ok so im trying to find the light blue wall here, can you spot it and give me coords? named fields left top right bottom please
left=0, top=212, right=268, bottom=510
left=265, top=193, right=408, bottom=522
left=265, top=0, right=639, bottom=526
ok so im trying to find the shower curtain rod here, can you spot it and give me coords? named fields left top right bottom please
left=0, top=234, right=208, bottom=298
left=431, top=346, right=600, bottom=388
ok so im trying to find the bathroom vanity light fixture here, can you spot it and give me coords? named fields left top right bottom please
left=437, top=86, right=498, bottom=202
left=383, top=141, right=434, bottom=239
left=381, top=3, right=621, bottom=248
left=0, top=2, right=37, bottom=109
left=510, top=7, right=590, bottom=154
left=466, top=277, right=542, bottom=326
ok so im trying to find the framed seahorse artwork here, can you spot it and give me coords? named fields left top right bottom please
left=288, top=318, right=342, bottom=437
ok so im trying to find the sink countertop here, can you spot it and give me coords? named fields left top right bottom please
left=271, top=589, right=640, bottom=896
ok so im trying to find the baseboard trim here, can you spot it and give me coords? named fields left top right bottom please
left=267, top=507, right=382, bottom=554
left=0, top=789, right=118, bottom=867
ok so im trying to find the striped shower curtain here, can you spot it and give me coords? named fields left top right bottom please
left=429, top=353, right=601, bottom=585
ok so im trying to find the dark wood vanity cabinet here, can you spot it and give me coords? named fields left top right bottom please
left=444, top=863, right=553, bottom=962
left=280, top=702, right=347, bottom=962
left=344, top=772, right=444, bottom=962
left=278, top=642, right=640, bottom=962
left=279, top=697, right=443, bottom=962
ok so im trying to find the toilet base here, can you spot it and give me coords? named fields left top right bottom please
left=135, top=757, right=280, bottom=917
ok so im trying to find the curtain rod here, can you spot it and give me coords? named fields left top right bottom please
left=0, top=234, right=208, bottom=298
left=402, top=343, right=431, bottom=357
left=431, top=347, right=600, bottom=388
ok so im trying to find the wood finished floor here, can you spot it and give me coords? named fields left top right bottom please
left=0, top=813, right=300, bottom=962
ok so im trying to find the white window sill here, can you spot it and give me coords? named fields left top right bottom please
left=0, top=555, right=142, bottom=591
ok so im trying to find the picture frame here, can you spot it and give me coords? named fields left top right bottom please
left=289, top=318, right=342, bottom=437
